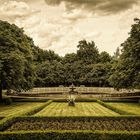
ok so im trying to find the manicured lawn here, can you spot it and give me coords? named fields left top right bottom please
left=34, top=102, right=119, bottom=116
left=106, top=103, right=140, bottom=115
left=0, top=102, right=45, bottom=117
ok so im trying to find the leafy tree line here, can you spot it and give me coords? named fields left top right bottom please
left=0, top=19, right=140, bottom=99
left=35, top=40, right=112, bottom=87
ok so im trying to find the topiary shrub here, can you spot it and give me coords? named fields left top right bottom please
left=3, top=97, right=12, bottom=105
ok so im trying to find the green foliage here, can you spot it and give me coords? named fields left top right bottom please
left=33, top=46, right=61, bottom=63
left=109, top=19, right=140, bottom=89
left=0, top=20, right=36, bottom=99
left=53, top=98, right=97, bottom=102
left=86, top=63, right=112, bottom=86
left=35, top=61, right=64, bottom=87
left=3, top=97, right=12, bottom=105
left=24, top=100, right=53, bottom=116
left=2, top=116, right=140, bottom=131
left=77, top=40, right=100, bottom=64
left=99, top=51, right=112, bottom=63
left=1, top=130, right=140, bottom=140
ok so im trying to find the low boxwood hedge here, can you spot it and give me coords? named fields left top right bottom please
left=53, top=98, right=97, bottom=102
left=24, top=100, right=52, bottom=116
left=12, top=98, right=49, bottom=102
left=0, top=130, right=140, bottom=140
left=1, top=115, right=140, bottom=131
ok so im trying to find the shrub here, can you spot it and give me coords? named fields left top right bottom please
left=3, top=97, right=12, bottom=105
left=24, top=100, right=53, bottom=116
left=0, top=130, right=140, bottom=140
left=53, top=98, right=97, bottom=102
left=3, top=116, right=140, bottom=131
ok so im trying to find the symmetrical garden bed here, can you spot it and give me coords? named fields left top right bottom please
left=1, top=100, right=140, bottom=139
left=4, top=116, right=140, bottom=131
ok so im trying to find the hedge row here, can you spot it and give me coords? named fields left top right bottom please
left=12, top=98, right=49, bottom=102
left=14, top=115, right=140, bottom=121
left=53, top=98, right=97, bottom=102
left=0, top=130, right=140, bottom=140
left=0, top=100, right=53, bottom=131
left=23, top=100, right=52, bottom=116
left=2, top=115, right=140, bottom=132
left=97, top=100, right=135, bottom=115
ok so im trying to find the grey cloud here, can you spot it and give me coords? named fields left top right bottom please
left=45, top=0, right=139, bottom=14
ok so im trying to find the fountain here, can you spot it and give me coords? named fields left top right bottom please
left=67, top=83, right=78, bottom=106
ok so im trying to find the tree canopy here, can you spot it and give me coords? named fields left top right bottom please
left=0, top=18, right=140, bottom=98
left=109, top=18, right=140, bottom=89
left=0, top=20, right=35, bottom=99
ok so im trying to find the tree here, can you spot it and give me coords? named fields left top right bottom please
left=35, top=60, right=65, bottom=87
left=62, top=53, right=77, bottom=64
left=109, top=18, right=140, bottom=89
left=0, top=20, right=35, bottom=100
left=86, top=63, right=111, bottom=87
left=77, top=40, right=100, bottom=64
left=99, top=51, right=112, bottom=63
left=33, top=46, right=61, bottom=63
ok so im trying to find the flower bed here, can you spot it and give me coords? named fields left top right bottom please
left=4, top=116, right=140, bottom=132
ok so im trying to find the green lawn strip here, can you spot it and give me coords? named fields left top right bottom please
left=35, top=102, right=119, bottom=116
left=0, top=102, right=46, bottom=117
left=1, top=130, right=140, bottom=140
left=95, top=103, right=119, bottom=116
left=97, top=100, right=134, bottom=115
left=107, top=103, right=140, bottom=115
left=35, top=102, right=57, bottom=116
left=0, top=100, right=52, bottom=131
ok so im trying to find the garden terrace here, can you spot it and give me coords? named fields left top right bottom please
left=6, top=87, right=140, bottom=102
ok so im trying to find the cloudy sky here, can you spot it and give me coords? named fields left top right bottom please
left=0, top=0, right=140, bottom=56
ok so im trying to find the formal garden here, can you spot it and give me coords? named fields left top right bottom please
left=0, top=18, right=140, bottom=139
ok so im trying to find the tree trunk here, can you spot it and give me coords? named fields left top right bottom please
left=0, top=83, right=2, bottom=101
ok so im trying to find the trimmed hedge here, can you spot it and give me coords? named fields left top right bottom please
left=0, top=130, right=140, bottom=140
left=24, top=100, right=53, bottom=116
left=97, top=100, right=134, bottom=115
left=2, top=115, right=140, bottom=131
left=53, top=98, right=97, bottom=102
left=12, top=98, right=49, bottom=102
left=0, top=116, right=17, bottom=131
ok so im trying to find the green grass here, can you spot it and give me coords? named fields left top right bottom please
left=34, top=102, right=119, bottom=116
left=106, top=103, right=140, bottom=115
left=0, top=102, right=45, bottom=117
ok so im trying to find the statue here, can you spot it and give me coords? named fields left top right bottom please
left=67, top=83, right=78, bottom=106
